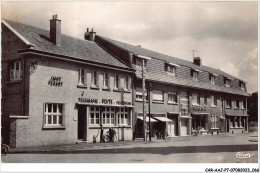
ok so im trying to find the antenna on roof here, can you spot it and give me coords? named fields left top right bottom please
left=191, top=50, right=198, bottom=58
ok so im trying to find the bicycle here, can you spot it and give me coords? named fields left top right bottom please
left=1, top=143, right=9, bottom=155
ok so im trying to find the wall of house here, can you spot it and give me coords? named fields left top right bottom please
left=13, top=55, right=133, bottom=147
left=1, top=24, right=29, bottom=146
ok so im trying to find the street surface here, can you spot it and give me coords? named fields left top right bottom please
left=1, top=133, right=258, bottom=163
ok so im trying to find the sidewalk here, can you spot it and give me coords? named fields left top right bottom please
left=8, top=132, right=257, bottom=154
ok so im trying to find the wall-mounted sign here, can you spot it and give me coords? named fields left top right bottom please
left=78, top=98, right=132, bottom=106
left=48, top=76, right=63, bottom=87
left=193, top=107, right=206, bottom=112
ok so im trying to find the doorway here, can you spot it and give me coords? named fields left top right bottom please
left=78, top=106, right=87, bottom=140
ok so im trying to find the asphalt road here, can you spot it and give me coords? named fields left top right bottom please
left=1, top=133, right=258, bottom=163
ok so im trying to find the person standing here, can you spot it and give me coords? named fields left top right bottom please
left=100, top=124, right=105, bottom=143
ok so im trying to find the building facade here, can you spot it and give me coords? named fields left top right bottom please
left=2, top=17, right=134, bottom=148
left=94, top=35, right=249, bottom=138
left=2, top=16, right=249, bottom=148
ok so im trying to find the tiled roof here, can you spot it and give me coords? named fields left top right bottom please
left=3, top=20, right=132, bottom=70
left=97, top=36, right=249, bottom=96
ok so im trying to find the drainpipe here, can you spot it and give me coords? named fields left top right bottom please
left=142, top=59, right=146, bottom=141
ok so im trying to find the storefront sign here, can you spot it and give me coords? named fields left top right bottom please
left=48, top=76, right=63, bottom=87
left=193, top=107, right=206, bottom=112
left=78, top=98, right=132, bottom=106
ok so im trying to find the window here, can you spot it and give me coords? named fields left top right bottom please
left=235, top=117, right=240, bottom=127
left=211, top=95, right=217, bottom=106
left=226, top=99, right=232, bottom=108
left=180, top=93, right=189, bottom=116
left=192, top=93, right=200, bottom=105
left=124, top=75, right=131, bottom=90
left=168, top=93, right=177, bottom=104
left=224, top=78, right=231, bottom=87
left=91, top=71, right=98, bottom=87
left=136, top=58, right=146, bottom=67
left=204, top=95, right=207, bottom=106
left=165, top=64, right=176, bottom=76
left=118, top=108, right=129, bottom=125
left=78, top=69, right=86, bottom=85
left=235, top=100, right=240, bottom=109
left=90, top=106, right=100, bottom=125
left=240, top=82, right=245, bottom=90
left=211, top=115, right=218, bottom=129
left=241, top=100, right=246, bottom=109
left=9, top=61, right=22, bottom=81
left=103, top=72, right=109, bottom=89
left=210, top=75, right=215, bottom=84
left=136, top=87, right=148, bottom=101
left=102, top=107, right=115, bottom=125
left=114, top=74, right=120, bottom=89
left=153, top=90, right=164, bottom=102
left=192, top=71, right=198, bottom=81
left=44, top=103, right=63, bottom=126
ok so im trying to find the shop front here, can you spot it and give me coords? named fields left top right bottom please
left=226, top=114, right=248, bottom=134
left=191, top=107, right=209, bottom=135
left=77, top=98, right=133, bottom=143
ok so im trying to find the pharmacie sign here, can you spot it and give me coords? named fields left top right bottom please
left=78, top=98, right=132, bottom=106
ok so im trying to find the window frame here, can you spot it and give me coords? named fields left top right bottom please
left=89, top=106, right=100, bottom=125
left=226, top=98, right=232, bottom=108
left=165, top=64, right=176, bottom=76
left=193, top=71, right=198, bottom=81
left=9, top=61, right=22, bottom=81
left=204, top=94, right=207, bottom=106
left=152, top=90, right=164, bottom=102
left=234, top=100, right=240, bottom=109
left=114, top=74, right=120, bottom=90
left=211, top=95, right=217, bottom=107
left=135, top=87, right=148, bottom=101
left=240, top=82, right=245, bottom=90
left=225, top=78, right=231, bottom=87
left=210, top=75, right=215, bottom=84
left=44, top=103, right=64, bottom=127
left=192, top=93, right=200, bottom=105
left=211, top=115, right=218, bottom=129
left=117, top=107, right=129, bottom=125
left=102, top=107, right=115, bottom=125
left=91, top=70, right=98, bottom=88
left=103, top=72, right=110, bottom=89
left=168, top=92, right=177, bottom=104
left=241, top=100, right=246, bottom=109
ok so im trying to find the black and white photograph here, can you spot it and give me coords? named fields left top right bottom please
left=1, top=1, right=259, bottom=172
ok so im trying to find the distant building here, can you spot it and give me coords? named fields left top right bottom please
left=94, top=35, right=249, bottom=138
left=1, top=16, right=249, bottom=148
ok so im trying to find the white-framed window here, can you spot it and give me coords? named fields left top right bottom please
left=165, top=64, right=176, bottom=76
left=192, top=93, right=200, bottom=105
left=44, top=103, right=63, bottom=126
left=226, top=99, right=232, bottom=108
left=235, top=100, right=240, bottom=109
left=192, top=71, right=198, bottom=81
left=204, top=94, right=207, bottom=106
left=225, top=78, right=231, bottom=87
left=124, top=75, right=131, bottom=90
left=235, top=117, right=240, bottom=127
left=240, top=82, right=245, bottom=90
left=241, top=100, right=246, bottom=109
left=102, top=107, right=115, bottom=125
left=103, top=72, right=109, bottom=89
left=136, top=87, right=148, bottom=101
left=136, top=58, right=146, bottom=67
left=91, top=71, right=98, bottom=87
left=90, top=106, right=100, bottom=125
left=78, top=68, right=86, bottom=85
left=9, top=61, right=22, bottom=81
left=118, top=107, right=129, bottom=125
left=180, top=93, right=189, bottom=116
left=211, top=95, right=217, bottom=106
left=168, top=93, right=177, bottom=104
left=153, top=90, right=164, bottom=102
left=211, top=115, right=218, bottom=129
left=210, top=75, right=215, bottom=84
left=114, top=74, right=120, bottom=89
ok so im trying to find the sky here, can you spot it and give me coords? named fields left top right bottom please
left=2, top=1, right=258, bottom=93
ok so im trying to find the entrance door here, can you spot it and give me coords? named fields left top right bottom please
left=181, top=119, right=188, bottom=136
left=78, top=106, right=87, bottom=140
left=167, top=120, right=175, bottom=137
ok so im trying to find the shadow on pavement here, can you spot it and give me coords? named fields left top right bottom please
left=10, top=144, right=258, bottom=155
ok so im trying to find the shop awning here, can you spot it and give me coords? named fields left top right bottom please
left=226, top=114, right=249, bottom=117
left=154, top=117, right=172, bottom=122
left=137, top=116, right=157, bottom=122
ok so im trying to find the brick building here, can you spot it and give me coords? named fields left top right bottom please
left=2, top=16, right=135, bottom=148
left=94, top=35, right=249, bottom=138
left=2, top=16, right=249, bottom=148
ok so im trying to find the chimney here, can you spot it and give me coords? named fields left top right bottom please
left=84, top=28, right=96, bottom=41
left=193, top=57, right=201, bottom=66
left=50, top=14, right=61, bottom=46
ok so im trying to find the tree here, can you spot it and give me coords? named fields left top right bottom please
left=248, top=91, right=258, bottom=122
